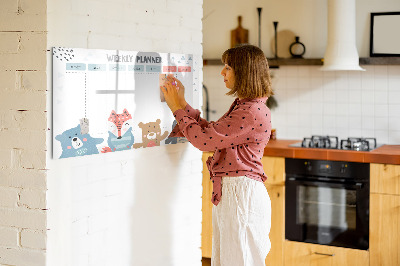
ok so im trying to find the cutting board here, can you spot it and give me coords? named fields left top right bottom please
left=231, top=16, right=249, bottom=48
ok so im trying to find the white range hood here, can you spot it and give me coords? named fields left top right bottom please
left=320, top=0, right=365, bottom=71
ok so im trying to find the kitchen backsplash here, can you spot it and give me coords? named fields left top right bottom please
left=203, top=65, right=400, bottom=145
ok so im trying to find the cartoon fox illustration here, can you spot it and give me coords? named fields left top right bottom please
left=102, top=109, right=135, bottom=153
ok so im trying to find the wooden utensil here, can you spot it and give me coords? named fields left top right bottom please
left=231, top=16, right=249, bottom=48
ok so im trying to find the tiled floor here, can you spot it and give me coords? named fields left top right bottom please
left=202, top=257, right=211, bottom=266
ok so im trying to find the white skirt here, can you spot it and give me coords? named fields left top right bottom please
left=212, top=176, right=271, bottom=266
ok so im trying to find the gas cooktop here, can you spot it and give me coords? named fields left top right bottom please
left=289, top=135, right=383, bottom=151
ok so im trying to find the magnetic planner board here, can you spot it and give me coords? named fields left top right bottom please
left=52, top=47, right=199, bottom=159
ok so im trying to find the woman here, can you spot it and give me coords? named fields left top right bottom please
left=161, top=44, right=273, bottom=266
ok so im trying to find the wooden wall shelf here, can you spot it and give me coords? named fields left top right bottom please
left=359, top=57, right=400, bottom=65
left=203, top=57, right=400, bottom=67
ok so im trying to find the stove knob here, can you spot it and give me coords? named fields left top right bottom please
left=340, top=164, right=347, bottom=174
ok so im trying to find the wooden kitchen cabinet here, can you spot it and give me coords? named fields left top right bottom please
left=370, top=163, right=400, bottom=266
left=370, top=163, right=400, bottom=195
left=202, top=152, right=213, bottom=258
left=262, top=156, right=285, bottom=266
left=264, top=184, right=285, bottom=266
left=284, top=241, right=369, bottom=266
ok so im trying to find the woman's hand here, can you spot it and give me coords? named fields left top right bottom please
left=161, top=79, right=184, bottom=113
left=167, top=76, right=187, bottom=108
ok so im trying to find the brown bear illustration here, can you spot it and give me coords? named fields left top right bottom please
left=133, top=119, right=169, bottom=148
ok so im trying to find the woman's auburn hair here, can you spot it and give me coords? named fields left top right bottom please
left=221, top=44, right=273, bottom=99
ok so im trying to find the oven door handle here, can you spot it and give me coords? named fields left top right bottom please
left=286, top=177, right=364, bottom=189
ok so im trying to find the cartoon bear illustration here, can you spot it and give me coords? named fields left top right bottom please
left=55, top=124, right=104, bottom=159
left=101, top=109, right=135, bottom=153
left=165, top=120, right=188, bottom=145
left=133, top=119, right=169, bottom=148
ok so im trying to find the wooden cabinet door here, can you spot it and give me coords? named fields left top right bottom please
left=370, top=163, right=400, bottom=195
left=202, top=152, right=213, bottom=258
left=284, top=241, right=369, bottom=266
left=262, top=156, right=285, bottom=186
left=264, top=184, right=284, bottom=266
left=370, top=193, right=400, bottom=266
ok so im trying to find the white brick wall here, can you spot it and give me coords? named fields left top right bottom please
left=0, top=0, right=48, bottom=265
left=47, top=1, right=203, bottom=266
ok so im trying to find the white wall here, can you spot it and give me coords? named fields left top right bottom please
left=46, top=0, right=203, bottom=266
left=203, top=0, right=400, bottom=145
left=203, top=0, right=400, bottom=58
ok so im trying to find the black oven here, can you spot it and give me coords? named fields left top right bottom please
left=285, top=158, right=369, bottom=250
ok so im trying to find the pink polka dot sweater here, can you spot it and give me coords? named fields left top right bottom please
left=170, top=97, right=272, bottom=206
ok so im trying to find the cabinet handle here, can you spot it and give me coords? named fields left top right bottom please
left=314, top=252, right=335, bottom=257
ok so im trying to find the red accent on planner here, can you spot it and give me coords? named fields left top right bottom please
left=178, top=66, right=191, bottom=72
left=163, top=66, right=177, bottom=72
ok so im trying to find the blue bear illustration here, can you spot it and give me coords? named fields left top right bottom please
left=55, top=124, right=104, bottom=159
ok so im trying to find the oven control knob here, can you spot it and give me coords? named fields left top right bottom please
left=340, top=164, right=347, bottom=174
left=304, top=162, right=312, bottom=171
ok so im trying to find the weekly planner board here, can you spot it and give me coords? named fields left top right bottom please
left=52, top=47, right=199, bottom=159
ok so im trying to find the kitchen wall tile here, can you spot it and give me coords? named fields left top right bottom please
left=348, top=90, right=362, bottom=103
left=374, top=130, right=389, bottom=144
left=361, top=90, right=375, bottom=104
left=336, top=103, right=349, bottom=116
left=388, top=65, right=400, bottom=76
left=311, top=127, right=325, bottom=136
left=389, top=117, right=400, bottom=131
left=323, top=103, right=336, bottom=115
left=324, top=127, right=337, bottom=136
left=298, top=67, right=311, bottom=78
left=349, top=128, right=362, bottom=137
left=362, top=116, right=375, bottom=130
left=362, top=129, right=375, bottom=138
left=362, top=104, right=375, bottom=117
left=285, top=66, right=298, bottom=77
left=298, top=102, right=312, bottom=115
left=286, top=77, right=299, bottom=89
left=287, top=113, right=300, bottom=127
left=388, top=75, right=400, bottom=91
left=374, top=77, right=388, bottom=91
left=374, top=65, right=388, bottom=77
left=348, top=71, right=362, bottom=88
left=349, top=116, right=362, bottom=129
left=374, top=90, right=388, bottom=104
left=388, top=131, right=400, bottom=144
left=298, top=77, right=311, bottom=89
left=310, top=77, right=324, bottom=89
left=374, top=117, right=389, bottom=130
left=336, top=115, right=348, bottom=129
left=348, top=103, right=362, bottom=116
left=336, top=128, right=349, bottom=140
left=336, top=90, right=349, bottom=103
left=389, top=104, right=400, bottom=117
left=322, top=70, right=335, bottom=78
left=388, top=91, right=400, bottom=104
left=361, top=74, right=374, bottom=91
left=311, top=85, right=323, bottom=101
left=310, top=66, right=324, bottom=77
left=311, top=114, right=324, bottom=128
left=375, top=104, right=389, bottom=117
left=323, top=115, right=336, bottom=129
left=323, top=86, right=336, bottom=103
left=311, top=102, right=324, bottom=113
left=335, top=72, right=349, bottom=89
